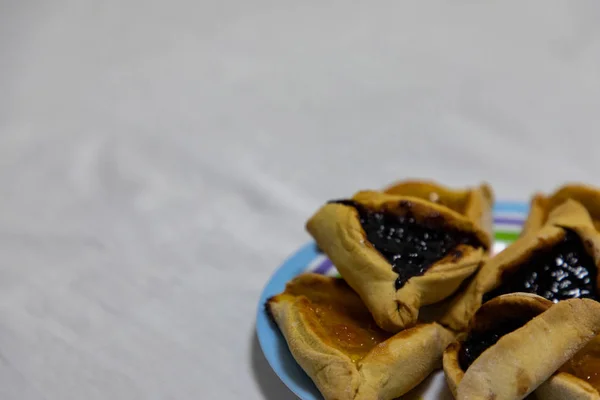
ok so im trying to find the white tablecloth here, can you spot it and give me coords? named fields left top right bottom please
left=3, top=1, right=600, bottom=399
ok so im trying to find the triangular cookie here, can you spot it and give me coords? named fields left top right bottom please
left=267, top=273, right=456, bottom=400
left=307, top=181, right=493, bottom=332
left=443, top=293, right=600, bottom=400
left=441, top=199, right=600, bottom=332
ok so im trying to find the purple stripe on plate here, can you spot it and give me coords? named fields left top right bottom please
left=493, top=217, right=525, bottom=225
left=313, top=258, right=334, bottom=274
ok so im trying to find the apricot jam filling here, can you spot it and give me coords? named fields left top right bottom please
left=286, top=278, right=390, bottom=362
left=561, top=339, right=600, bottom=391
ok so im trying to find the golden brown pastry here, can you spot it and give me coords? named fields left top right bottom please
left=306, top=180, right=493, bottom=332
left=267, top=273, right=456, bottom=400
left=384, top=180, right=494, bottom=235
left=443, top=293, right=600, bottom=400
left=518, top=184, right=600, bottom=399
left=440, top=199, right=600, bottom=332
left=522, top=183, right=600, bottom=237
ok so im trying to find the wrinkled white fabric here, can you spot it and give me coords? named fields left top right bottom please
left=3, top=1, right=600, bottom=399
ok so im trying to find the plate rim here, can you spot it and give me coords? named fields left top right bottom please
left=256, top=242, right=321, bottom=400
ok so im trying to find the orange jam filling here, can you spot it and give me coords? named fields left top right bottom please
left=311, top=301, right=390, bottom=362
left=561, top=339, right=600, bottom=391
left=286, top=277, right=390, bottom=362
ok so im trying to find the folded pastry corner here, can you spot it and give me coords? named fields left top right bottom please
left=384, top=180, right=494, bottom=234
left=267, top=273, right=456, bottom=400
left=443, top=293, right=600, bottom=400
left=440, top=199, right=600, bottom=332
left=522, top=183, right=600, bottom=237
left=306, top=180, right=493, bottom=332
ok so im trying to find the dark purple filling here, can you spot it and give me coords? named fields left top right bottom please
left=459, top=318, right=527, bottom=370
left=483, top=230, right=599, bottom=303
left=329, top=200, right=482, bottom=289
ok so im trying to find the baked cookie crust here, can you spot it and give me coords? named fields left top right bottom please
left=307, top=181, right=493, bottom=332
left=267, top=273, right=456, bottom=400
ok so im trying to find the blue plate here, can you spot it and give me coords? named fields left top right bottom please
left=256, top=201, right=527, bottom=399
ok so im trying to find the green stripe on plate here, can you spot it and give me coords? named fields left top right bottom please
left=494, top=231, right=520, bottom=242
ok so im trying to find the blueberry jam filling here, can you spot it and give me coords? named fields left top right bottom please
left=458, top=318, right=527, bottom=370
left=483, top=230, right=599, bottom=303
left=329, top=200, right=482, bottom=289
